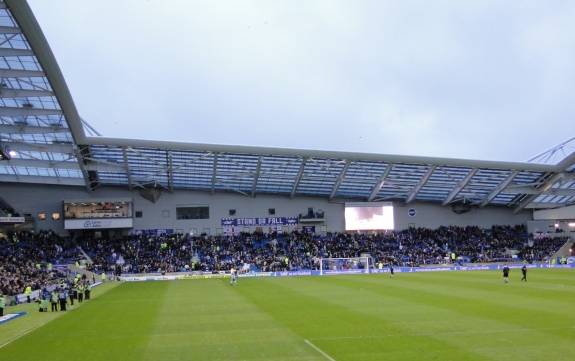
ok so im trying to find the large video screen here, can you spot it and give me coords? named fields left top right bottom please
left=345, top=205, right=394, bottom=230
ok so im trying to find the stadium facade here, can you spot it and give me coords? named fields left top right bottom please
left=1, top=0, right=575, bottom=236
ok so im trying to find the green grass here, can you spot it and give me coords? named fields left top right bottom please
left=1, top=269, right=574, bottom=361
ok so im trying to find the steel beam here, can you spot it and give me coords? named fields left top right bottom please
left=168, top=151, right=174, bottom=192
left=524, top=202, right=569, bottom=209
left=291, top=158, right=307, bottom=198
left=1, top=140, right=74, bottom=154
left=0, top=106, right=63, bottom=117
left=0, top=48, right=34, bottom=56
left=5, top=158, right=80, bottom=170
left=0, top=124, right=69, bottom=134
left=211, top=153, right=218, bottom=193
left=0, top=26, right=21, bottom=34
left=0, top=69, right=45, bottom=78
left=72, top=146, right=93, bottom=191
left=329, top=159, right=351, bottom=200
left=122, top=146, right=133, bottom=190
left=513, top=173, right=565, bottom=214
left=442, top=168, right=478, bottom=205
left=84, top=161, right=127, bottom=172
left=367, top=164, right=394, bottom=201
left=480, top=171, right=519, bottom=207
left=406, top=165, right=436, bottom=203
left=504, top=184, right=575, bottom=197
left=0, top=174, right=86, bottom=186
left=0, top=88, right=54, bottom=98
left=251, top=155, right=262, bottom=197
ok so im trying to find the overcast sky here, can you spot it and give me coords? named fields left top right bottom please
left=27, top=0, right=575, bottom=162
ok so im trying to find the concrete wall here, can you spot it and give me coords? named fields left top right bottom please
left=533, top=204, right=575, bottom=221
left=0, top=182, right=533, bottom=235
left=393, top=203, right=532, bottom=229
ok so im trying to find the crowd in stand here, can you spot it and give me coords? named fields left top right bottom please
left=73, top=224, right=571, bottom=273
left=1, top=225, right=571, bottom=296
left=0, top=230, right=75, bottom=297
left=0, top=203, right=19, bottom=217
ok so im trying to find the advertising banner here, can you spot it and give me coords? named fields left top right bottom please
left=221, top=217, right=298, bottom=227
left=52, top=264, right=68, bottom=273
left=301, top=226, right=316, bottom=233
left=223, top=227, right=243, bottom=235
left=0, top=312, right=28, bottom=325
left=65, top=218, right=133, bottom=229
left=0, top=217, right=25, bottom=223
left=119, top=264, right=575, bottom=282
left=129, top=229, right=174, bottom=236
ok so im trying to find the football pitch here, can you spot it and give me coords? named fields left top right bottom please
left=1, top=269, right=574, bottom=361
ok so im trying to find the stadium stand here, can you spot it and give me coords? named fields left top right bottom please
left=42, top=225, right=569, bottom=275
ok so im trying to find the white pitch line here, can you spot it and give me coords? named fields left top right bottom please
left=305, top=339, right=336, bottom=361
left=0, top=315, right=63, bottom=349
left=0, top=283, right=119, bottom=349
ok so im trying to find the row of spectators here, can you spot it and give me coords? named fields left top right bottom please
left=1, top=225, right=571, bottom=294
left=73, top=224, right=570, bottom=273
left=0, top=203, right=19, bottom=217
left=0, top=230, right=75, bottom=296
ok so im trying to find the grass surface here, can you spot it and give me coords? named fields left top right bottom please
left=1, top=269, right=574, bottom=360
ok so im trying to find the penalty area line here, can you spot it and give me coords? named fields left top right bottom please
left=305, top=339, right=336, bottom=361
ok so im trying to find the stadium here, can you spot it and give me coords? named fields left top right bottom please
left=1, top=1, right=575, bottom=360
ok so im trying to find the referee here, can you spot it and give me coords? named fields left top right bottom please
left=521, top=264, right=527, bottom=281
left=502, top=264, right=510, bottom=283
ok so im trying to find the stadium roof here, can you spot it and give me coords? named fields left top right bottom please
left=1, top=0, right=575, bottom=213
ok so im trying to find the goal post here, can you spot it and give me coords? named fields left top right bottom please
left=319, top=257, right=371, bottom=275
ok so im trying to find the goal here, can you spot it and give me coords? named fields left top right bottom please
left=319, top=257, right=371, bottom=275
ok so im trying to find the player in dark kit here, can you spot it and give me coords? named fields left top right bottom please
left=521, top=264, right=527, bottom=281
left=502, top=264, right=510, bottom=283
left=389, top=263, right=394, bottom=278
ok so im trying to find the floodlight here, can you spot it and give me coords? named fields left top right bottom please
left=0, top=147, right=11, bottom=160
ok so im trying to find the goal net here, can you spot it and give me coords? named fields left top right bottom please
left=319, top=257, right=371, bottom=275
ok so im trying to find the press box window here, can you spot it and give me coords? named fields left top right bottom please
left=229, top=209, right=236, bottom=216
left=176, top=206, right=209, bottom=220
left=135, top=211, right=143, bottom=218
left=268, top=208, right=275, bottom=215
left=52, top=213, right=60, bottom=220
left=38, top=213, right=46, bottom=220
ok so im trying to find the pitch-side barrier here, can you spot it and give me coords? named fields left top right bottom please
left=120, top=263, right=575, bottom=281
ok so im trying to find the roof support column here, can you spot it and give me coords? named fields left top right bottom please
left=329, top=159, right=351, bottom=200
left=251, top=155, right=262, bottom=197
left=442, top=168, right=478, bottom=205
left=406, top=165, right=436, bottom=203
left=211, top=153, right=218, bottom=193
left=168, top=151, right=174, bottom=192
left=480, top=170, right=519, bottom=207
left=367, top=163, right=394, bottom=201
left=122, top=146, right=133, bottom=190
left=513, top=172, right=565, bottom=214
left=291, top=158, right=307, bottom=198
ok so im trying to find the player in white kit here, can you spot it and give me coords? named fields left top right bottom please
left=230, top=267, right=237, bottom=286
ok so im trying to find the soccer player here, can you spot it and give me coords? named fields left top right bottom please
left=389, top=263, right=394, bottom=278
left=503, top=264, right=510, bottom=283
left=230, top=267, right=237, bottom=286
left=521, top=264, right=527, bottom=282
